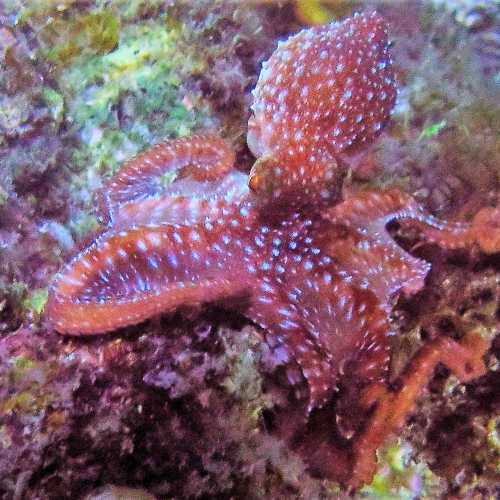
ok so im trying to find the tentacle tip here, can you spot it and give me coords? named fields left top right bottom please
left=471, top=206, right=500, bottom=254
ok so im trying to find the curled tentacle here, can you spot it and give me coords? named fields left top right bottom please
left=470, top=206, right=500, bottom=254
left=326, top=189, right=500, bottom=304
left=98, top=134, right=236, bottom=225
left=111, top=171, right=249, bottom=229
left=420, top=205, right=500, bottom=254
left=325, top=189, right=431, bottom=302
left=247, top=293, right=336, bottom=413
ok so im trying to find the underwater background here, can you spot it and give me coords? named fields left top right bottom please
left=0, top=1, right=499, bottom=498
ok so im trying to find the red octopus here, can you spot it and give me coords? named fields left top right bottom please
left=45, top=12, right=498, bottom=488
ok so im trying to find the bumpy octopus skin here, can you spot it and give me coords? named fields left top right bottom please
left=46, top=12, right=497, bottom=487
left=247, top=11, right=396, bottom=202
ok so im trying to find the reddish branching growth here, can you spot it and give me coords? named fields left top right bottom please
left=351, top=333, right=488, bottom=487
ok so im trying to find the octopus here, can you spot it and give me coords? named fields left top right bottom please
left=45, top=12, right=499, bottom=488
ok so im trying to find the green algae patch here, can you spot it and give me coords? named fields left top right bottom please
left=40, top=11, right=120, bottom=65
left=22, top=289, right=48, bottom=316
left=1, top=355, right=57, bottom=417
left=295, top=0, right=336, bottom=25
left=12, top=356, right=35, bottom=374
left=8, top=356, right=43, bottom=385
left=487, top=417, right=500, bottom=450
left=221, top=327, right=272, bottom=424
left=0, top=387, right=54, bottom=416
left=359, top=439, right=445, bottom=499
left=58, top=17, right=203, bottom=179
left=486, top=417, right=500, bottom=473
left=41, top=87, right=65, bottom=127
left=69, top=213, right=100, bottom=239
left=0, top=186, right=8, bottom=206
left=418, top=119, right=447, bottom=141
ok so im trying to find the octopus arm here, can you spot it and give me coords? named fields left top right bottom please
left=111, top=171, right=249, bottom=229
left=46, top=222, right=249, bottom=335
left=97, top=134, right=236, bottom=225
left=418, top=205, right=500, bottom=254
left=294, top=277, right=392, bottom=407
left=247, top=269, right=392, bottom=412
left=246, top=280, right=336, bottom=412
left=326, top=189, right=432, bottom=304
left=333, top=189, right=500, bottom=254
left=326, top=189, right=500, bottom=306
